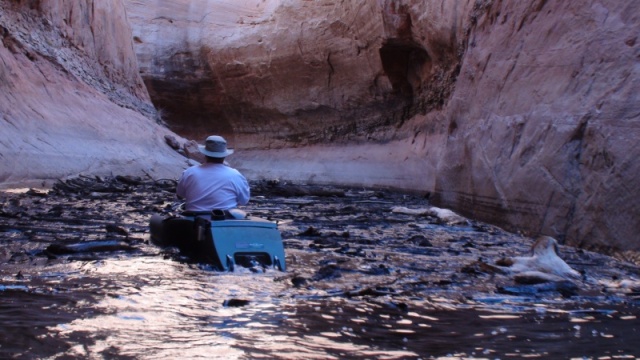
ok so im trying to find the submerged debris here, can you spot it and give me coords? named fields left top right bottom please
left=0, top=175, right=639, bottom=307
left=497, top=280, right=580, bottom=297
left=45, top=240, right=135, bottom=255
left=223, top=299, right=251, bottom=307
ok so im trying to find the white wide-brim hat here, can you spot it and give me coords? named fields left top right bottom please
left=198, top=135, right=234, bottom=158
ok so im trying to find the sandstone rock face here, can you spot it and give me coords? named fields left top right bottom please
left=125, top=0, right=473, bottom=144
left=433, top=0, right=640, bottom=253
left=1, top=0, right=637, bottom=254
left=124, top=0, right=474, bottom=213
left=126, top=0, right=639, bottom=252
left=0, top=0, right=187, bottom=188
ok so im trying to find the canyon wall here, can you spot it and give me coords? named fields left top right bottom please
left=125, top=0, right=472, bottom=144
left=126, top=0, right=639, bottom=253
left=124, top=0, right=474, bottom=199
left=435, top=0, right=640, bottom=254
left=0, top=0, right=187, bottom=188
left=0, top=0, right=637, bottom=254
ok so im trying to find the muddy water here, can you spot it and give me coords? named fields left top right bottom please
left=1, top=178, right=639, bottom=359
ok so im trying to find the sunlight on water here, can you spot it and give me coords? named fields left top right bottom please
left=3, top=181, right=640, bottom=359
left=0, top=252, right=635, bottom=359
left=38, top=257, right=418, bottom=359
left=0, top=232, right=635, bottom=359
left=46, top=257, right=287, bottom=359
left=37, top=257, right=430, bottom=359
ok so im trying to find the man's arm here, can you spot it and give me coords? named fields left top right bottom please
left=236, top=175, right=250, bottom=206
left=175, top=171, right=187, bottom=200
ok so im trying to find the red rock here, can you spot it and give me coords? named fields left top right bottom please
left=1, top=0, right=638, bottom=253
left=182, top=140, right=205, bottom=164
left=0, top=0, right=188, bottom=188
left=124, top=0, right=640, bottom=252
left=432, top=0, right=640, bottom=253
left=164, top=135, right=181, bottom=150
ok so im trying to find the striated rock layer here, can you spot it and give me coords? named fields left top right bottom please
left=0, top=0, right=187, bottom=188
left=434, top=0, right=640, bottom=254
left=126, top=0, right=639, bottom=253
left=124, top=0, right=474, bottom=217
left=125, top=0, right=470, bottom=144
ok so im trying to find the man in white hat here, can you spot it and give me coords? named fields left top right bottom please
left=176, top=135, right=250, bottom=212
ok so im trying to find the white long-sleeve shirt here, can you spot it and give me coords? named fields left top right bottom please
left=176, top=163, right=250, bottom=212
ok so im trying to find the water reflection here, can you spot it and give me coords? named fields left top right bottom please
left=2, top=181, right=639, bottom=359
left=44, top=257, right=285, bottom=359
left=2, top=255, right=632, bottom=359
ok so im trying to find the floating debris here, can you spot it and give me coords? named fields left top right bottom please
left=45, top=240, right=135, bottom=255
left=0, top=175, right=639, bottom=304
left=223, top=299, right=251, bottom=307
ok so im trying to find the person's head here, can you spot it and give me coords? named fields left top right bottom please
left=198, top=135, right=234, bottom=163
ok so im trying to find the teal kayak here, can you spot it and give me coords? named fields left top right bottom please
left=150, top=209, right=286, bottom=272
